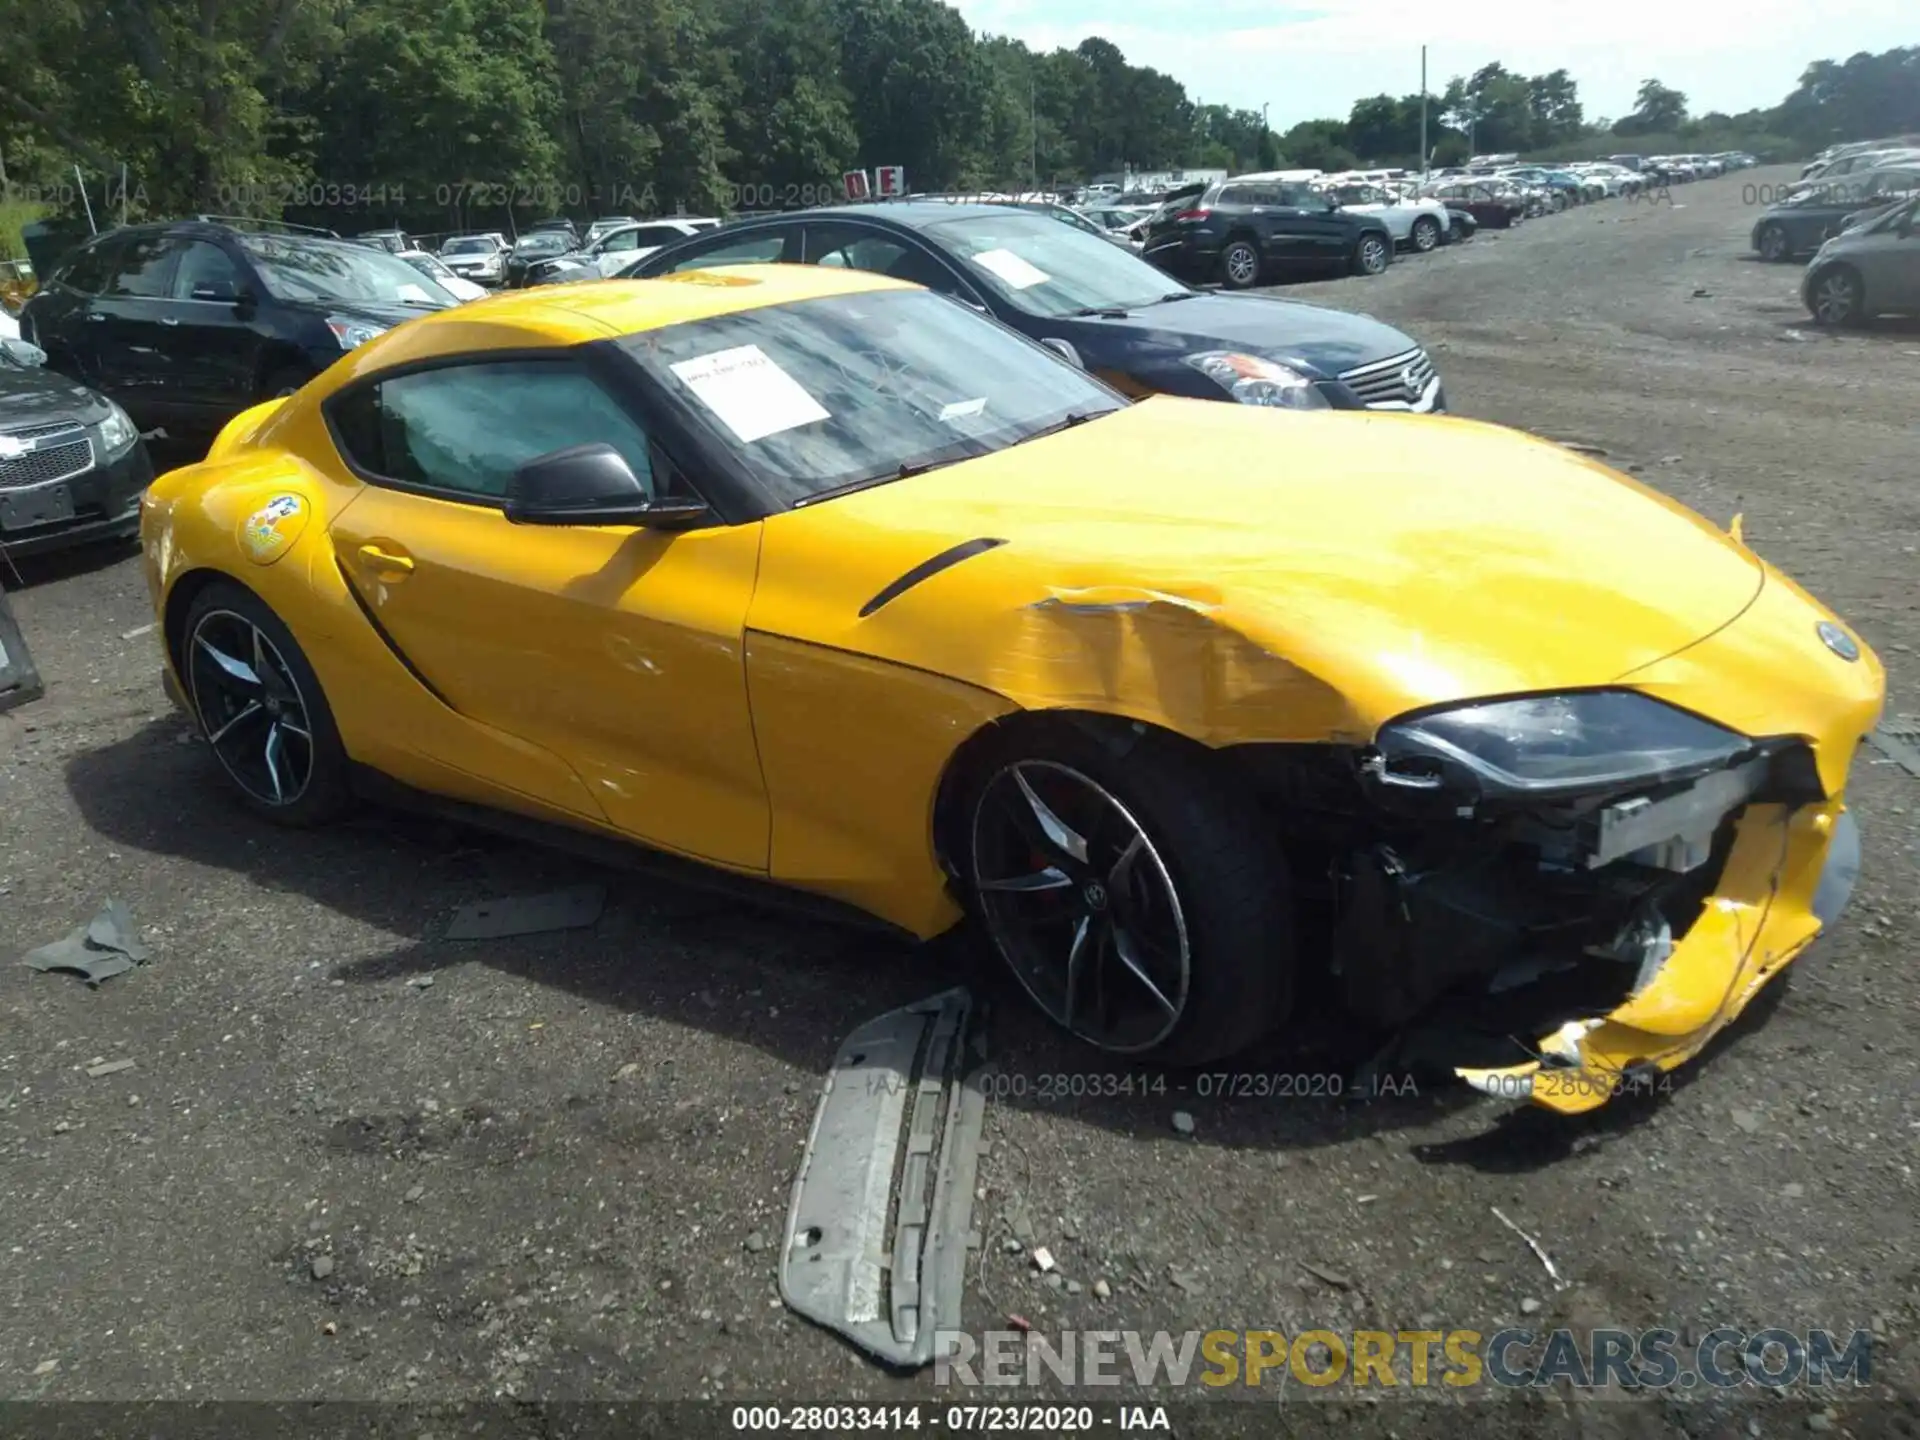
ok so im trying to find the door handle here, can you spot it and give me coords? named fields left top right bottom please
left=357, top=542, right=415, bottom=575
left=160, top=316, right=179, bottom=326
left=87, top=313, right=106, bottom=321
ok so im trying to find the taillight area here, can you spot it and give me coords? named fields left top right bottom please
left=1173, top=208, right=1212, bottom=222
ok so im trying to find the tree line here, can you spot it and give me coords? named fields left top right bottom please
left=1, top=0, right=1914, bottom=246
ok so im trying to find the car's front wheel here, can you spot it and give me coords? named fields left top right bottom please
left=1807, top=265, right=1865, bottom=326
left=961, top=720, right=1292, bottom=1067
left=1410, top=216, right=1442, bottom=252
left=181, top=580, right=352, bottom=826
left=1756, top=223, right=1791, bottom=262
left=1352, top=233, right=1391, bottom=275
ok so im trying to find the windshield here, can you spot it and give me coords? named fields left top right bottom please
left=514, top=234, right=571, bottom=256
left=620, top=287, right=1124, bottom=506
left=922, top=213, right=1185, bottom=317
left=443, top=237, right=496, bottom=255
left=239, top=238, right=455, bottom=306
left=403, top=254, right=453, bottom=280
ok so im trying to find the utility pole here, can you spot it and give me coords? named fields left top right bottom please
left=74, top=165, right=97, bottom=234
left=1029, top=73, right=1037, bottom=193
left=1419, top=46, right=1429, bottom=177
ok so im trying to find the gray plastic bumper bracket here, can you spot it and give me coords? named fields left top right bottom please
left=778, top=986, right=988, bottom=1369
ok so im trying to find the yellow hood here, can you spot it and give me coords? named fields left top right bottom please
left=751, top=398, right=1766, bottom=742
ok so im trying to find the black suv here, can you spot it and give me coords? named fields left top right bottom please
left=1142, top=178, right=1395, bottom=288
left=20, top=218, right=461, bottom=434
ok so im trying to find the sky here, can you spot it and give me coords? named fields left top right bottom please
left=951, top=0, right=1915, bottom=129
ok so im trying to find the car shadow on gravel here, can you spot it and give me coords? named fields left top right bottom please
left=65, top=717, right=1520, bottom=1156
left=2, top=534, right=142, bottom=590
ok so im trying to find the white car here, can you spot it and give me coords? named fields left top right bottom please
left=582, top=217, right=722, bottom=276
left=396, top=250, right=487, bottom=302
left=436, top=233, right=507, bottom=285
left=1322, top=181, right=1453, bottom=251
left=0, top=307, right=18, bottom=341
left=584, top=215, right=639, bottom=246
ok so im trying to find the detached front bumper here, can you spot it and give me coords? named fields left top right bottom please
left=1457, top=799, right=1858, bottom=1114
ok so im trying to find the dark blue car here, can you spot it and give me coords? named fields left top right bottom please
left=622, top=202, right=1444, bottom=413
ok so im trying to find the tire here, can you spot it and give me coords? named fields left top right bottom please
left=261, top=365, right=316, bottom=401
left=960, top=718, right=1292, bottom=1067
left=1757, top=224, right=1791, bottom=263
left=1352, top=232, right=1391, bottom=275
left=1218, top=237, right=1261, bottom=289
left=1807, top=265, right=1864, bottom=327
left=1410, top=216, right=1441, bottom=253
left=181, top=579, right=352, bottom=827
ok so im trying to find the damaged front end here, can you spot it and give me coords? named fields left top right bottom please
left=1236, top=689, right=1862, bottom=1114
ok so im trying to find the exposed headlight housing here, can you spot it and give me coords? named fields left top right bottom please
left=326, top=316, right=387, bottom=350
left=1184, top=351, right=1330, bottom=409
left=96, top=398, right=139, bottom=459
left=1369, top=690, right=1752, bottom=803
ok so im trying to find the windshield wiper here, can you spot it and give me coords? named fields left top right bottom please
left=1152, top=291, right=1199, bottom=304
left=1068, top=305, right=1130, bottom=318
left=793, top=458, right=962, bottom=508
left=1009, top=411, right=1100, bottom=448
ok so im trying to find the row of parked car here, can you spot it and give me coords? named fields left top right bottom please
left=0, top=187, right=1472, bottom=559
left=1747, top=136, right=1920, bottom=326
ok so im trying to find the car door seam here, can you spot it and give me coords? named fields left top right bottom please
left=334, top=558, right=458, bottom=711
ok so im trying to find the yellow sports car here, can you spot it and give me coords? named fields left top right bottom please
left=140, top=264, right=1884, bottom=1113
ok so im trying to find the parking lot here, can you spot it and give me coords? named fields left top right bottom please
left=3, top=167, right=1918, bottom=1431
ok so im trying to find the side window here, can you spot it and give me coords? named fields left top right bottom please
left=57, top=238, right=124, bottom=296
left=630, top=225, right=692, bottom=248
left=105, top=235, right=181, bottom=298
left=656, top=228, right=795, bottom=273
left=172, top=241, right=244, bottom=301
left=1216, top=185, right=1253, bottom=206
left=330, top=361, right=658, bottom=503
left=599, top=230, right=640, bottom=253
left=807, top=227, right=903, bottom=270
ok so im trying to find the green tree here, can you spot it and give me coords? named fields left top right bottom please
left=1280, top=119, right=1355, bottom=172
left=1616, top=78, right=1688, bottom=135
left=1346, top=93, right=1425, bottom=163
left=299, top=0, right=561, bottom=226
left=1527, top=69, right=1583, bottom=143
left=833, top=0, right=990, bottom=190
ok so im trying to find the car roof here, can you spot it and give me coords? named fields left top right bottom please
left=786, top=200, right=1047, bottom=228
left=308, top=264, right=916, bottom=392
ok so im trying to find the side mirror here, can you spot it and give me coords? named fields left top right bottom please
left=0, top=338, right=47, bottom=367
left=504, top=443, right=711, bottom=529
left=1039, top=337, right=1083, bottom=368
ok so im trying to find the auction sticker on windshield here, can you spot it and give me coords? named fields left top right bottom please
left=971, top=248, right=1050, bottom=289
left=670, top=344, right=830, bottom=443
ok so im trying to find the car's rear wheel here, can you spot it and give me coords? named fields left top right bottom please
left=1410, top=216, right=1441, bottom=252
left=1352, top=233, right=1391, bottom=275
left=1218, top=238, right=1261, bottom=289
left=1808, top=265, right=1864, bottom=326
left=1757, top=223, right=1791, bottom=262
left=961, top=720, right=1292, bottom=1067
left=182, top=580, right=351, bottom=826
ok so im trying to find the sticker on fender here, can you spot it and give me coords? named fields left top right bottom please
left=670, top=344, right=829, bottom=443
left=240, top=493, right=309, bottom=565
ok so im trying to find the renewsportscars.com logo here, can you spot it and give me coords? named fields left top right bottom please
left=934, top=1327, right=1874, bottom=1392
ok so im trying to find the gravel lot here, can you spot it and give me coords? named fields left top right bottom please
left=3, top=167, right=1918, bottom=1435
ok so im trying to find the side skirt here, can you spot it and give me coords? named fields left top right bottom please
left=347, top=763, right=919, bottom=940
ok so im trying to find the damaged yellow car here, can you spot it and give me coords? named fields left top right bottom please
left=139, top=264, right=1883, bottom=1113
